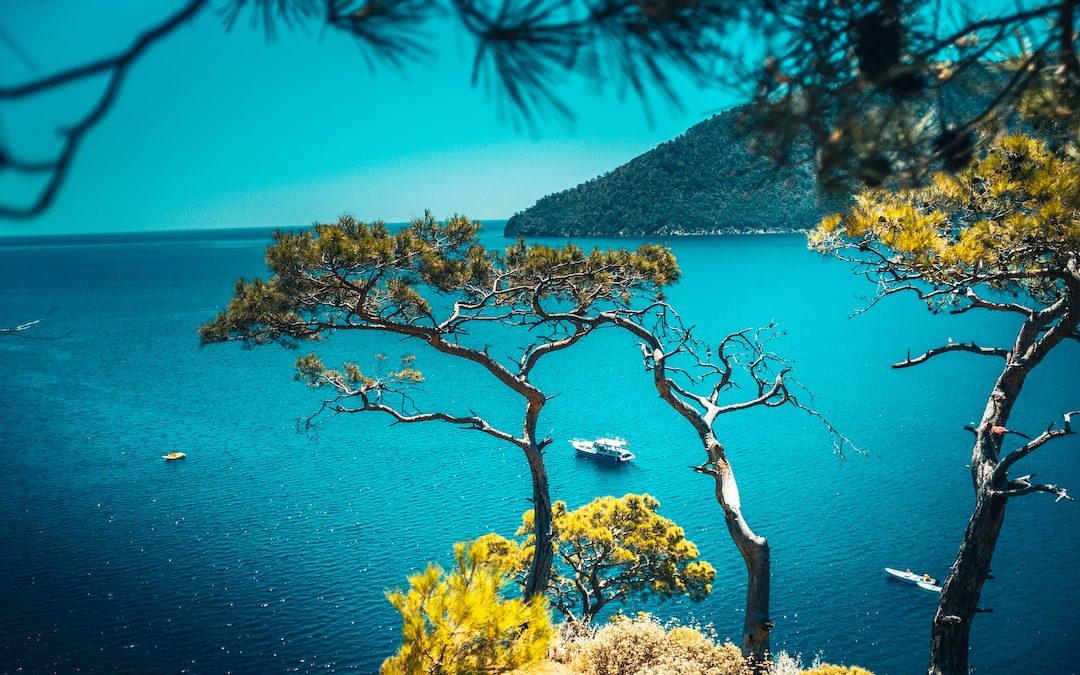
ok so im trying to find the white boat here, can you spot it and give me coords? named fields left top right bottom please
left=885, top=567, right=939, bottom=589
left=571, top=437, right=635, bottom=462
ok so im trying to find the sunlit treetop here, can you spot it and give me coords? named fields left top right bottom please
left=200, top=210, right=678, bottom=351
left=810, top=133, right=1080, bottom=309
left=502, top=237, right=680, bottom=307
left=201, top=212, right=680, bottom=447
left=509, top=493, right=716, bottom=621
left=381, top=537, right=554, bottom=675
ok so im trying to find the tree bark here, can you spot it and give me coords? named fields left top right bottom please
left=705, top=438, right=772, bottom=670
left=523, top=445, right=554, bottom=601
left=928, top=485, right=1007, bottom=675
left=928, top=365, right=1027, bottom=674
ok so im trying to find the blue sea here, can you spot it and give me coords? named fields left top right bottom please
left=1, top=222, right=1077, bottom=674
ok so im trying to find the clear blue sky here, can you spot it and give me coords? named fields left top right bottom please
left=0, top=1, right=740, bottom=236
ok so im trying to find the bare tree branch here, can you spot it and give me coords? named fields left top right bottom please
left=992, top=474, right=1074, bottom=501
left=892, top=341, right=1010, bottom=368
left=0, top=0, right=209, bottom=219
left=331, top=395, right=522, bottom=448
left=994, top=412, right=1080, bottom=481
left=951, top=289, right=1037, bottom=316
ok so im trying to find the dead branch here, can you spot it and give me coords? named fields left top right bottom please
left=892, top=341, right=1010, bottom=368
left=994, top=412, right=1079, bottom=481
left=993, top=475, right=1074, bottom=501
left=331, top=395, right=522, bottom=448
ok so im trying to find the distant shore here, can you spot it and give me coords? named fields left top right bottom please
left=501, top=225, right=812, bottom=238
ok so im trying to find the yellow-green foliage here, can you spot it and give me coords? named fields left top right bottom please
left=810, top=133, right=1080, bottom=301
left=502, top=239, right=680, bottom=306
left=801, top=665, right=875, bottom=675
left=1016, top=71, right=1080, bottom=150
left=561, top=614, right=748, bottom=675
left=515, top=494, right=716, bottom=621
left=293, top=352, right=423, bottom=397
left=381, top=539, right=555, bottom=675
left=202, top=210, right=680, bottom=349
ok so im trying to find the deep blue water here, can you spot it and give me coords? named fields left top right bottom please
left=1, top=223, right=1077, bottom=674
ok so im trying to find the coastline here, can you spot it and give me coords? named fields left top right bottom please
left=502, top=225, right=812, bottom=238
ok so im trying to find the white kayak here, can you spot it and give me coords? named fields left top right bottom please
left=885, top=567, right=940, bottom=588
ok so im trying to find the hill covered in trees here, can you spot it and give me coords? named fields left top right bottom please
left=504, top=107, right=845, bottom=237
left=505, top=64, right=1006, bottom=238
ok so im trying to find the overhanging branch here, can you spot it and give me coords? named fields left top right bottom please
left=0, top=0, right=209, bottom=219
left=332, top=397, right=523, bottom=448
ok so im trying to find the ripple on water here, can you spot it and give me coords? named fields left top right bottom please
left=1, top=228, right=1078, bottom=674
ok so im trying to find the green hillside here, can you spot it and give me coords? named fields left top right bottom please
left=505, top=64, right=1005, bottom=238
left=505, top=107, right=845, bottom=237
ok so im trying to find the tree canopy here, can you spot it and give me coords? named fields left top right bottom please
left=200, top=212, right=678, bottom=348
left=484, top=493, right=716, bottom=623
left=810, top=133, right=1080, bottom=301
left=201, top=211, right=680, bottom=600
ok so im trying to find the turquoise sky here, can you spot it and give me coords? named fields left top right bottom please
left=0, top=1, right=739, bottom=236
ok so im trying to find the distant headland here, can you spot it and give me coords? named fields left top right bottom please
left=505, top=63, right=1003, bottom=239
left=504, top=105, right=846, bottom=238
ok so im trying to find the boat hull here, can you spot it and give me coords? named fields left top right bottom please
left=574, top=447, right=633, bottom=462
left=570, top=438, right=634, bottom=462
left=885, top=567, right=938, bottom=587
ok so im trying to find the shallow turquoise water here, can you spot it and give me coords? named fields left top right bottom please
left=1, top=223, right=1077, bottom=673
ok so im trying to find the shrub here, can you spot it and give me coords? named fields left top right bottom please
left=507, top=494, right=716, bottom=622
left=563, top=614, right=748, bottom=675
left=801, top=665, right=875, bottom=675
left=381, top=539, right=555, bottom=675
left=768, top=651, right=804, bottom=675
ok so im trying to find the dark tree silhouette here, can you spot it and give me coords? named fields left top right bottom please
left=741, top=0, right=1080, bottom=194
left=3, top=0, right=1078, bottom=218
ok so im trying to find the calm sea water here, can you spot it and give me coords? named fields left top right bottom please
left=1, top=223, right=1077, bottom=674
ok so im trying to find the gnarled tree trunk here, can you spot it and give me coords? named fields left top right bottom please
left=928, top=365, right=1026, bottom=674
left=523, top=444, right=554, bottom=601
left=705, top=438, right=772, bottom=669
left=928, top=347, right=1049, bottom=673
left=928, top=485, right=1007, bottom=675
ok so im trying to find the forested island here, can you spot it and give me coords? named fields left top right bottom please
left=504, top=107, right=845, bottom=237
